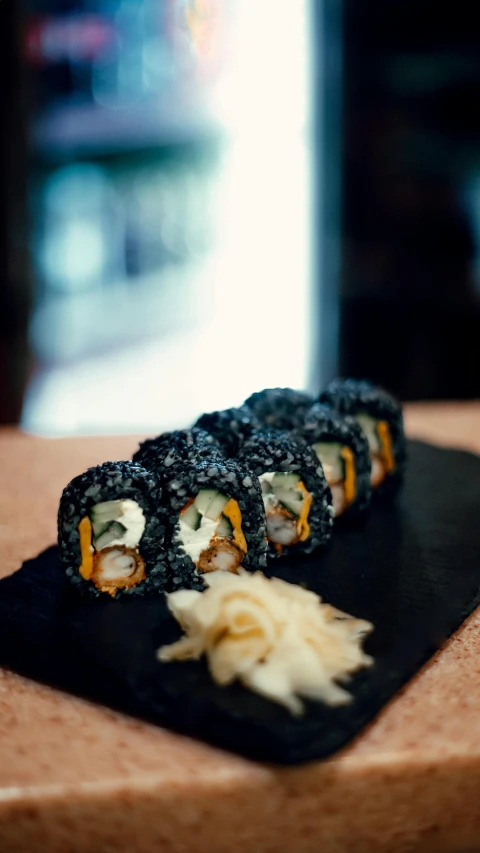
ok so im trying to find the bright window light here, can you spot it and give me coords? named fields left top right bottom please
left=23, top=0, right=314, bottom=436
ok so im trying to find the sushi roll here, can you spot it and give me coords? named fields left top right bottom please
left=193, top=405, right=261, bottom=457
left=244, top=388, right=314, bottom=431
left=164, top=457, right=268, bottom=591
left=133, top=428, right=221, bottom=481
left=294, top=403, right=372, bottom=517
left=238, top=429, right=333, bottom=558
left=58, top=461, right=168, bottom=598
left=319, top=379, right=406, bottom=493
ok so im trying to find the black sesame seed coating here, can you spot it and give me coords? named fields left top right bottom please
left=164, top=457, right=268, bottom=592
left=244, top=388, right=315, bottom=430
left=238, top=429, right=333, bottom=558
left=58, top=461, right=169, bottom=598
left=133, top=429, right=222, bottom=482
left=319, top=379, right=406, bottom=494
left=193, top=406, right=261, bottom=457
left=294, top=403, right=372, bottom=515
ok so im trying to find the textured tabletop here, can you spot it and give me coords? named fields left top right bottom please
left=1, top=403, right=480, bottom=853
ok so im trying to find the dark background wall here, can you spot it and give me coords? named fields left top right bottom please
left=339, top=0, right=480, bottom=400
left=0, top=0, right=31, bottom=423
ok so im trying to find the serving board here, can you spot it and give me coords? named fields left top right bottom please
left=0, top=440, right=479, bottom=765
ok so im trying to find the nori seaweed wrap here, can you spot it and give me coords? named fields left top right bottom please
left=193, top=405, right=261, bottom=457
left=244, top=388, right=314, bottom=430
left=58, top=460, right=168, bottom=598
left=238, top=429, right=333, bottom=559
left=294, top=403, right=372, bottom=517
left=319, top=379, right=406, bottom=494
left=164, top=457, right=268, bottom=591
left=133, top=428, right=221, bottom=482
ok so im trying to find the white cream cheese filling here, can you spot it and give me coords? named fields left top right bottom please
left=175, top=515, right=219, bottom=565
left=259, top=471, right=278, bottom=513
left=92, top=499, right=146, bottom=550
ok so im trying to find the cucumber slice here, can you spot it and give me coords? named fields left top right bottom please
left=193, top=489, right=230, bottom=520
left=181, top=503, right=201, bottom=531
left=271, top=472, right=300, bottom=492
left=216, top=514, right=233, bottom=538
left=276, top=489, right=304, bottom=517
left=312, top=442, right=344, bottom=483
left=312, top=441, right=343, bottom=467
left=94, top=521, right=127, bottom=550
left=194, top=489, right=219, bottom=516
left=355, top=413, right=381, bottom=453
left=92, top=520, right=111, bottom=540
left=91, top=501, right=123, bottom=522
left=203, top=491, right=229, bottom=521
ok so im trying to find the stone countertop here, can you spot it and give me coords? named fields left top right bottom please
left=1, top=403, right=480, bottom=853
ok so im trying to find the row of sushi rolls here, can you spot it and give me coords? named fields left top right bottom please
left=58, top=379, right=406, bottom=713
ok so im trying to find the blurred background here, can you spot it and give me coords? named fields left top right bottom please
left=0, top=0, right=479, bottom=435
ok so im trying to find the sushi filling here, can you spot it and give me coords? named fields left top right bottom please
left=175, top=489, right=247, bottom=574
left=259, top=472, right=312, bottom=550
left=312, top=442, right=356, bottom=517
left=78, top=499, right=146, bottom=595
left=94, top=547, right=146, bottom=590
left=355, top=414, right=395, bottom=487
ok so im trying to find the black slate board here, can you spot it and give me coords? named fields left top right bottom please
left=1, top=440, right=480, bottom=765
